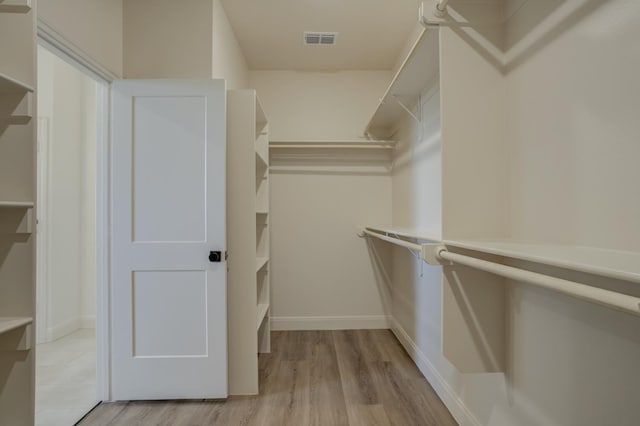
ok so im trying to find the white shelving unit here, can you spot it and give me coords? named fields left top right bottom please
left=364, top=26, right=439, bottom=138
left=359, top=1, right=640, bottom=378
left=0, top=2, right=37, bottom=424
left=227, top=90, right=271, bottom=396
left=254, top=98, right=271, bottom=355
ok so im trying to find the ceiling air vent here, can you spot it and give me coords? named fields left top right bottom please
left=304, top=32, right=338, bottom=45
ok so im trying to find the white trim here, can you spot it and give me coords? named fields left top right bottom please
left=270, top=315, right=390, bottom=331
left=80, top=316, right=96, bottom=329
left=35, top=117, right=51, bottom=345
left=389, top=317, right=481, bottom=426
left=94, top=80, right=111, bottom=401
left=37, top=27, right=113, bottom=402
left=37, top=19, right=119, bottom=82
left=46, top=318, right=81, bottom=342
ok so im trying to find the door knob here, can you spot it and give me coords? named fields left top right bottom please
left=209, top=251, right=222, bottom=262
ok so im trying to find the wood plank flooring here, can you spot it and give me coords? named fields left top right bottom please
left=79, top=330, right=456, bottom=426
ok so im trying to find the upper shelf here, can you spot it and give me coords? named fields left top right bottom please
left=444, top=240, right=640, bottom=285
left=256, top=257, right=269, bottom=273
left=364, top=26, right=440, bottom=138
left=0, top=72, right=34, bottom=94
left=0, top=0, right=31, bottom=13
left=364, top=225, right=440, bottom=242
left=255, top=149, right=268, bottom=169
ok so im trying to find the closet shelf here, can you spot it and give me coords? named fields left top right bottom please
left=255, top=97, right=267, bottom=133
left=0, top=317, right=32, bottom=336
left=270, top=140, right=396, bottom=150
left=257, top=303, right=269, bottom=329
left=255, top=150, right=268, bottom=168
left=0, top=0, right=31, bottom=13
left=363, top=225, right=440, bottom=242
left=0, top=201, right=34, bottom=208
left=256, top=257, right=269, bottom=273
left=364, top=25, right=439, bottom=138
left=0, top=73, right=34, bottom=94
left=444, top=240, right=640, bottom=285
left=256, top=211, right=268, bottom=216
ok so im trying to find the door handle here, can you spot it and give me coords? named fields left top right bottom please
left=209, top=251, right=222, bottom=263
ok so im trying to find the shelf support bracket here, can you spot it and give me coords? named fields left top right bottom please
left=392, top=95, right=421, bottom=124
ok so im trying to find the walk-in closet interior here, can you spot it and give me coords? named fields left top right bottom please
left=1, top=0, right=640, bottom=425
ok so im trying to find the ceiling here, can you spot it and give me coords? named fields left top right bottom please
left=222, top=0, right=422, bottom=71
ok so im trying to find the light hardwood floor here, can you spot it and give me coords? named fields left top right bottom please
left=79, top=330, right=456, bottom=426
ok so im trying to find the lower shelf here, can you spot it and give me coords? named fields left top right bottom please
left=257, top=303, right=269, bottom=330
left=0, top=317, right=32, bottom=351
left=0, top=1, right=31, bottom=13
left=0, top=317, right=32, bottom=335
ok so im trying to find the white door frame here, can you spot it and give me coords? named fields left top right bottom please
left=35, top=115, right=50, bottom=344
left=37, top=20, right=116, bottom=401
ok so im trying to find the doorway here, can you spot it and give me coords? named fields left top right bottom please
left=35, top=45, right=101, bottom=426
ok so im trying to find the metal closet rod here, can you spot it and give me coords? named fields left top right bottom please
left=437, top=248, right=640, bottom=317
left=361, top=228, right=640, bottom=317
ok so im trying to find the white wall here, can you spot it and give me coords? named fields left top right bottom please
left=250, top=71, right=391, bottom=140
left=506, top=0, right=640, bottom=251
left=123, top=0, right=213, bottom=78
left=212, top=0, right=249, bottom=89
left=38, top=0, right=124, bottom=78
left=38, top=48, right=97, bottom=341
left=38, top=0, right=248, bottom=84
left=122, top=0, right=248, bottom=85
left=390, top=1, right=640, bottom=426
left=250, top=70, right=394, bottom=330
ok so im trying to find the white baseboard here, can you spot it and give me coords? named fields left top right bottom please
left=46, top=317, right=81, bottom=342
left=389, top=317, right=481, bottom=426
left=270, top=315, right=390, bottom=331
left=80, top=316, right=96, bottom=329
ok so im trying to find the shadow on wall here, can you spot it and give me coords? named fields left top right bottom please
left=0, top=210, right=31, bottom=236
left=0, top=93, right=31, bottom=126
left=499, top=275, right=640, bottom=425
left=364, top=238, right=393, bottom=319
left=448, top=0, right=608, bottom=74
left=0, top=237, right=29, bottom=270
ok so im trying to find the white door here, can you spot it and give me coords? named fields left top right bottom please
left=111, top=79, right=227, bottom=400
